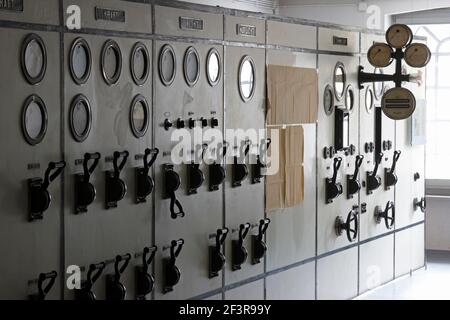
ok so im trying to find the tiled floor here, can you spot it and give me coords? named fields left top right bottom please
left=357, top=250, right=450, bottom=300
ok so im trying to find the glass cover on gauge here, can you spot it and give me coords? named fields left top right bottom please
left=206, top=48, right=221, bottom=87
left=131, top=42, right=150, bottom=86
left=238, top=56, right=256, bottom=102
left=183, top=47, right=200, bottom=87
left=381, top=87, right=416, bottom=120
left=373, top=68, right=385, bottom=100
left=405, top=43, right=431, bottom=68
left=21, top=34, right=47, bottom=85
left=367, top=43, right=393, bottom=68
left=386, top=24, right=413, bottom=49
left=101, top=40, right=122, bottom=85
left=69, top=94, right=92, bottom=142
left=333, top=62, right=346, bottom=101
left=323, top=84, right=334, bottom=116
left=345, top=85, right=355, bottom=112
left=365, top=86, right=374, bottom=113
left=130, top=94, right=149, bottom=138
left=159, top=44, right=176, bottom=86
left=70, top=38, right=91, bottom=85
left=22, top=95, right=48, bottom=146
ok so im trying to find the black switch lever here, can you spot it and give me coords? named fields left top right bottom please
left=385, top=150, right=401, bottom=190
left=75, top=262, right=105, bottom=300
left=136, top=148, right=159, bottom=203
left=105, top=151, right=129, bottom=209
left=187, top=144, right=206, bottom=195
left=29, top=161, right=66, bottom=221
left=232, top=223, right=251, bottom=271
left=106, top=253, right=131, bottom=301
left=252, top=218, right=271, bottom=265
left=164, top=164, right=185, bottom=219
left=414, top=197, right=426, bottom=213
left=209, top=228, right=229, bottom=278
left=335, top=209, right=358, bottom=242
left=164, top=239, right=184, bottom=293
left=375, top=201, right=395, bottom=230
left=347, top=155, right=364, bottom=199
left=29, top=271, right=58, bottom=300
left=252, top=139, right=271, bottom=184
left=325, top=157, right=343, bottom=204
left=366, top=152, right=383, bottom=195
left=232, top=142, right=250, bottom=187
left=136, top=246, right=157, bottom=299
left=75, top=152, right=100, bottom=214
left=209, top=142, right=228, bottom=191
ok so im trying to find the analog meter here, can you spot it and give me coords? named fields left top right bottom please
left=367, top=43, right=393, bottom=68
left=381, top=87, right=416, bottom=120
left=386, top=24, right=413, bottom=49
left=405, top=43, right=431, bottom=68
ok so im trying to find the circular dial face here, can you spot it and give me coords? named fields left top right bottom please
left=239, top=56, right=255, bottom=102
left=22, top=95, right=48, bottom=146
left=381, top=87, right=416, bottom=120
left=386, top=24, right=412, bottom=49
left=345, top=85, right=355, bottom=112
left=101, top=40, right=122, bottom=85
left=70, top=38, right=91, bottom=85
left=69, top=95, right=92, bottom=142
left=131, top=42, right=150, bottom=86
left=323, top=84, right=334, bottom=116
left=21, top=34, right=47, bottom=85
left=183, top=47, right=200, bottom=87
left=206, top=48, right=221, bottom=87
left=367, top=43, right=393, bottom=68
left=405, top=43, right=431, bottom=68
left=130, top=95, right=149, bottom=138
left=365, top=86, right=374, bottom=113
left=333, top=62, right=346, bottom=101
left=159, top=44, right=176, bottom=86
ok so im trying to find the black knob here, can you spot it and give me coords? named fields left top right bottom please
left=366, top=153, right=383, bottom=195
left=75, top=262, right=105, bottom=301
left=211, top=117, right=219, bottom=128
left=252, top=156, right=265, bottom=184
left=75, top=152, right=100, bottom=214
left=188, top=118, right=196, bottom=129
left=209, top=228, right=229, bottom=278
left=413, top=197, right=426, bottom=213
left=325, top=157, right=343, bottom=204
left=209, top=163, right=226, bottom=191
left=136, top=246, right=157, bottom=299
left=136, top=148, right=159, bottom=203
left=347, top=155, right=364, bottom=199
left=105, top=151, right=128, bottom=209
left=188, top=163, right=205, bottom=195
left=232, top=223, right=250, bottom=271
left=233, top=163, right=248, bottom=187
left=106, top=254, right=131, bottom=301
left=29, top=271, right=58, bottom=300
left=164, top=119, right=173, bottom=130
left=164, top=239, right=184, bottom=293
left=335, top=209, right=358, bottom=242
left=29, top=161, right=66, bottom=221
left=414, top=172, right=421, bottom=181
left=176, top=118, right=185, bottom=129
left=385, top=150, right=401, bottom=190
left=201, top=117, right=208, bottom=128
left=252, top=219, right=270, bottom=265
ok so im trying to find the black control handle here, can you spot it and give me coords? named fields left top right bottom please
left=143, top=148, right=159, bottom=173
left=43, top=161, right=66, bottom=190
left=335, top=210, right=358, bottom=242
left=142, top=246, right=157, bottom=273
left=37, top=271, right=58, bottom=300
left=83, top=152, right=101, bottom=182
left=390, top=150, right=401, bottom=172
left=372, top=152, right=383, bottom=177
left=114, top=253, right=131, bottom=282
left=113, top=151, right=129, bottom=179
left=375, top=201, right=395, bottom=229
left=257, top=219, right=271, bottom=242
left=87, top=262, right=106, bottom=286
left=414, top=197, right=426, bottom=213
left=215, top=228, right=229, bottom=250
left=332, top=157, right=343, bottom=183
left=351, top=155, right=364, bottom=182
left=170, top=239, right=185, bottom=264
left=238, top=223, right=251, bottom=247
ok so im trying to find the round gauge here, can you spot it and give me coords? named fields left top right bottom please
left=238, top=56, right=256, bottom=102
left=21, top=95, right=48, bottom=146
left=130, top=42, right=150, bottom=86
left=183, top=47, right=200, bottom=87
left=158, top=44, right=176, bottom=86
left=101, top=39, right=122, bottom=85
left=206, top=48, right=221, bottom=87
left=333, top=62, right=346, bottom=101
left=21, top=34, right=47, bottom=85
left=69, top=38, right=91, bottom=85
left=373, top=68, right=385, bottom=100
left=367, top=43, right=393, bottom=68
left=345, top=85, right=355, bottom=112
left=381, top=87, right=416, bottom=120
left=130, top=94, right=150, bottom=138
left=323, top=84, right=334, bottom=116
left=405, top=43, right=431, bottom=68
left=365, top=86, right=374, bottom=113
left=386, top=24, right=413, bottom=49
left=69, top=94, right=92, bottom=142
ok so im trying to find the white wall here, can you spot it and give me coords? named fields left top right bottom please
left=183, top=0, right=277, bottom=13
left=426, top=197, right=450, bottom=251
left=277, top=0, right=450, bottom=29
